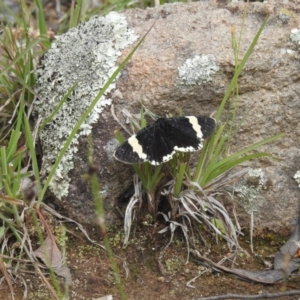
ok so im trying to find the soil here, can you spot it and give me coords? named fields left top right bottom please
left=1, top=212, right=300, bottom=300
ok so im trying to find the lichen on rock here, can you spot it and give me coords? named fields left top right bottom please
left=294, top=170, right=300, bottom=187
left=290, top=28, right=300, bottom=46
left=235, top=168, right=267, bottom=214
left=34, top=12, right=138, bottom=199
left=177, top=55, right=219, bottom=85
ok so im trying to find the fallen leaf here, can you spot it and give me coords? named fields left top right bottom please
left=34, top=235, right=72, bottom=284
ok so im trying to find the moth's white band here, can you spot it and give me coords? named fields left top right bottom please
left=128, top=135, right=147, bottom=159
left=187, top=116, right=203, bottom=139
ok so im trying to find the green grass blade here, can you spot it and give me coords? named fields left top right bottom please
left=12, top=155, right=22, bottom=194
left=174, top=163, right=186, bottom=198
left=200, top=132, right=284, bottom=186
left=69, top=0, right=87, bottom=28
left=88, top=141, right=127, bottom=299
left=147, top=164, right=164, bottom=192
left=0, top=147, right=8, bottom=177
left=115, top=131, right=125, bottom=144
left=140, top=105, right=147, bottom=129
left=218, top=133, right=284, bottom=167
left=39, top=84, right=78, bottom=132
left=0, top=37, right=46, bottom=78
left=202, top=152, right=276, bottom=186
left=6, top=130, right=21, bottom=162
left=193, top=125, right=225, bottom=183
left=215, top=16, right=269, bottom=121
left=132, top=164, right=147, bottom=187
left=34, top=0, right=48, bottom=37
left=3, top=179, right=12, bottom=197
left=23, top=112, right=41, bottom=192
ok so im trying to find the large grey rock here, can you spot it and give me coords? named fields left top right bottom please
left=35, top=1, right=300, bottom=232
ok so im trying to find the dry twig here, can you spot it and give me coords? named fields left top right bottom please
left=197, top=290, right=300, bottom=300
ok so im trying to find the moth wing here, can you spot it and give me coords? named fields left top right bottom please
left=114, top=116, right=216, bottom=165
left=114, top=123, right=160, bottom=164
left=134, top=122, right=176, bottom=165
left=166, top=117, right=204, bottom=152
left=196, top=116, right=216, bottom=139
left=169, top=116, right=215, bottom=152
left=114, top=139, right=145, bottom=164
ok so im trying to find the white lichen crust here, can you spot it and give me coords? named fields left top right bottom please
left=177, top=55, right=219, bottom=85
left=294, top=170, right=300, bottom=187
left=290, top=28, right=300, bottom=47
left=235, top=168, right=267, bottom=214
left=34, top=12, right=138, bottom=199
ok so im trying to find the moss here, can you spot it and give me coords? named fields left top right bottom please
left=108, top=232, right=124, bottom=248
left=142, top=213, right=154, bottom=226
left=76, top=244, right=102, bottom=257
left=165, top=257, right=184, bottom=273
left=28, top=291, right=52, bottom=300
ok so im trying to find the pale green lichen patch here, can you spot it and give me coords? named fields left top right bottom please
left=290, top=28, right=300, bottom=46
left=279, top=8, right=297, bottom=22
left=34, top=12, right=138, bottom=199
left=177, top=55, right=219, bottom=85
left=235, top=168, right=267, bottom=214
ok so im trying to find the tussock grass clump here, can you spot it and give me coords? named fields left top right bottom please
left=115, top=17, right=284, bottom=257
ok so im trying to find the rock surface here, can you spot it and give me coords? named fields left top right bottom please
left=37, top=0, right=300, bottom=232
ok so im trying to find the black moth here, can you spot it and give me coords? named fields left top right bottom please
left=114, top=116, right=216, bottom=166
